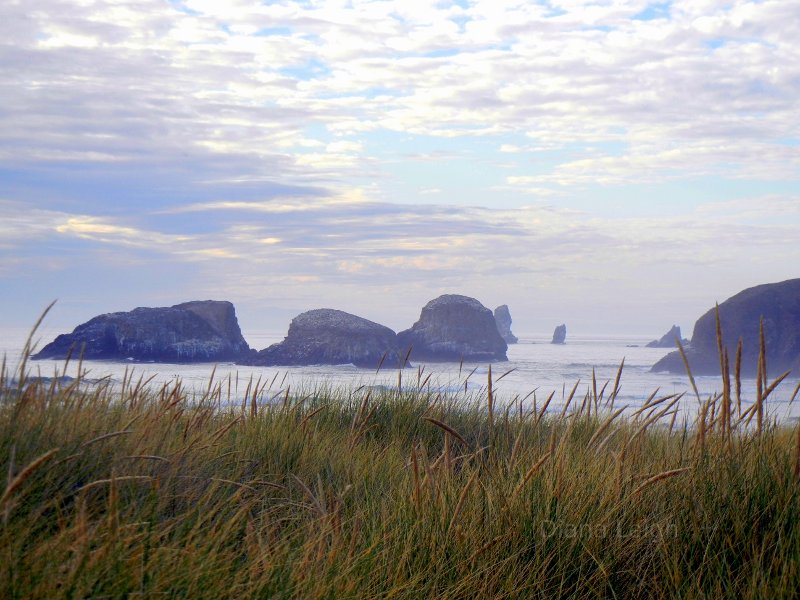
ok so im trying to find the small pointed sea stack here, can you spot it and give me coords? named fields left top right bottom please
left=494, top=305, right=518, bottom=344
left=551, top=324, right=566, bottom=345
left=646, top=325, right=688, bottom=348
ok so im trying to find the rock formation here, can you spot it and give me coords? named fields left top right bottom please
left=33, top=300, right=251, bottom=363
left=494, top=305, right=518, bottom=344
left=651, top=279, right=800, bottom=376
left=646, top=325, right=689, bottom=349
left=398, top=295, right=508, bottom=362
left=247, top=309, right=401, bottom=369
left=551, top=324, right=566, bottom=344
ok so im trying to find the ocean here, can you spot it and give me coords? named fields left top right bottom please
left=3, top=328, right=799, bottom=424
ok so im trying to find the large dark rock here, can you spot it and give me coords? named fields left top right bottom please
left=33, top=300, right=251, bottom=363
left=494, top=305, right=518, bottom=344
left=646, top=325, right=688, bottom=349
left=397, top=295, right=508, bottom=362
left=652, top=279, right=800, bottom=376
left=551, top=324, right=566, bottom=344
left=247, top=309, right=401, bottom=368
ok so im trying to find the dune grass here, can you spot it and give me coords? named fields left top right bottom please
left=1, top=341, right=800, bottom=598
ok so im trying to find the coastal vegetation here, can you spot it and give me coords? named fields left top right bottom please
left=2, top=323, right=800, bottom=598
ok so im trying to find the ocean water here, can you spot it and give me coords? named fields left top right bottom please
left=3, top=329, right=799, bottom=424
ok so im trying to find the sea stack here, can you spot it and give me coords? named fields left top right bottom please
left=646, top=325, right=688, bottom=349
left=551, top=324, right=566, bottom=345
left=33, top=300, right=252, bottom=363
left=247, top=309, right=402, bottom=369
left=651, top=278, right=800, bottom=376
left=494, top=305, right=518, bottom=344
left=398, top=294, right=508, bottom=362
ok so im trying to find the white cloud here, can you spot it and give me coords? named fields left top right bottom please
left=2, top=0, right=797, bottom=194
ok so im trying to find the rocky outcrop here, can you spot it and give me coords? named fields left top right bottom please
left=652, top=279, right=800, bottom=376
left=398, top=295, right=508, bottom=362
left=246, top=309, right=401, bottom=369
left=646, top=325, right=688, bottom=348
left=33, top=301, right=251, bottom=363
left=551, top=324, right=566, bottom=344
left=494, top=305, right=518, bottom=344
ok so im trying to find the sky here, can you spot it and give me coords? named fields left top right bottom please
left=1, top=0, right=799, bottom=342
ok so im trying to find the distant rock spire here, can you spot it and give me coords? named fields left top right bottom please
left=646, top=325, right=688, bottom=348
left=551, top=324, right=566, bottom=344
left=494, top=305, right=518, bottom=344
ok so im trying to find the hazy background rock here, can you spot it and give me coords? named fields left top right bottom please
left=33, top=300, right=251, bottom=362
left=646, top=325, right=688, bottom=349
left=247, top=309, right=401, bottom=368
left=398, top=294, right=508, bottom=362
left=652, top=278, right=800, bottom=376
left=551, top=324, right=566, bottom=344
left=494, top=305, right=518, bottom=344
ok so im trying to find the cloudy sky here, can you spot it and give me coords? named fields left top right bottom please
left=2, top=0, right=799, bottom=341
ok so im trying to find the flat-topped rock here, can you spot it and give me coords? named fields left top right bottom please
left=398, top=295, right=508, bottom=362
left=646, top=325, right=688, bottom=349
left=494, top=305, right=518, bottom=344
left=33, top=300, right=251, bottom=363
left=551, top=324, right=566, bottom=344
left=652, top=279, right=800, bottom=376
left=247, top=309, right=401, bottom=368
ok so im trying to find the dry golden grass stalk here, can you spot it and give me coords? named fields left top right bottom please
left=634, top=388, right=660, bottom=417
left=586, top=406, right=627, bottom=451
left=495, top=367, right=517, bottom=383
left=299, top=405, right=327, bottom=433
left=790, top=380, right=800, bottom=405
left=487, top=364, right=494, bottom=432
left=75, top=475, right=153, bottom=494
left=375, top=351, right=387, bottom=374
left=81, top=430, right=133, bottom=448
left=411, top=445, right=422, bottom=511
left=509, top=428, right=524, bottom=469
left=676, top=338, right=701, bottom=405
left=207, top=415, right=243, bottom=445
left=351, top=391, right=371, bottom=436
left=422, top=417, right=470, bottom=449
left=597, top=380, right=609, bottom=409
left=735, top=338, right=743, bottom=417
left=444, top=432, right=453, bottom=473
left=447, top=470, right=478, bottom=536
left=795, top=425, right=800, bottom=481
left=763, top=371, right=792, bottom=401
left=1, top=448, right=59, bottom=515
left=468, top=533, right=510, bottom=564
left=630, top=467, right=691, bottom=496
left=121, top=455, right=170, bottom=463
left=559, top=380, right=581, bottom=420
left=694, top=400, right=706, bottom=456
left=756, top=319, right=766, bottom=434
left=349, top=405, right=377, bottom=449
left=631, top=393, right=677, bottom=418
left=722, top=347, right=731, bottom=443
left=15, top=300, right=57, bottom=392
left=609, top=358, right=625, bottom=408
left=210, top=478, right=257, bottom=492
left=627, top=395, right=682, bottom=449
left=668, top=409, right=679, bottom=435
left=510, top=451, right=551, bottom=500
left=534, top=391, right=555, bottom=427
